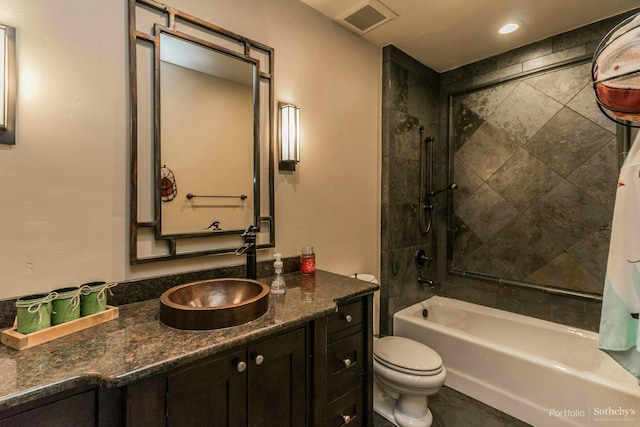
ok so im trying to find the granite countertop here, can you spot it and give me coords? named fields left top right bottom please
left=0, top=270, right=378, bottom=411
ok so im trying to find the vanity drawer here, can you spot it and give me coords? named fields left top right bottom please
left=326, top=383, right=364, bottom=427
left=327, top=299, right=365, bottom=336
left=326, top=331, right=365, bottom=396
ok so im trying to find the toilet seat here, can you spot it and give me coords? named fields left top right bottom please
left=374, top=336, right=443, bottom=376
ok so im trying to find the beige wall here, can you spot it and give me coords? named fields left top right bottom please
left=0, top=0, right=381, bottom=299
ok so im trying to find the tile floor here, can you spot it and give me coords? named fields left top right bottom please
left=372, top=386, right=532, bottom=427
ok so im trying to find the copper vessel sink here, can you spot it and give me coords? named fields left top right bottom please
left=159, top=278, right=270, bottom=330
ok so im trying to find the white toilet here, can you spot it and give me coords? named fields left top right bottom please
left=373, top=335, right=446, bottom=427
left=351, top=274, right=446, bottom=426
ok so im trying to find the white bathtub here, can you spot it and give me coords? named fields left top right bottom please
left=393, top=296, right=640, bottom=427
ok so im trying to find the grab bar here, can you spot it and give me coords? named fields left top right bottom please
left=450, top=269, right=603, bottom=302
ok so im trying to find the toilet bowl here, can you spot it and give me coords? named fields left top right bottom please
left=373, top=335, right=446, bottom=427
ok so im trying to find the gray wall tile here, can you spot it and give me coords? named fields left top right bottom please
left=382, top=12, right=640, bottom=334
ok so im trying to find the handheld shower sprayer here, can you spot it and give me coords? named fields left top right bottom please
left=418, top=125, right=458, bottom=234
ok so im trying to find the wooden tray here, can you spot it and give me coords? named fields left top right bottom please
left=1, top=306, right=119, bottom=351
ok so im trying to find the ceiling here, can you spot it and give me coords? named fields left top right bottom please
left=300, top=0, right=640, bottom=72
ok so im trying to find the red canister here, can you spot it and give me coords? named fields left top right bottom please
left=300, top=246, right=316, bottom=275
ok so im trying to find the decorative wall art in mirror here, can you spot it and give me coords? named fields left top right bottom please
left=0, top=23, right=16, bottom=146
left=449, top=57, right=620, bottom=299
left=128, top=0, right=275, bottom=263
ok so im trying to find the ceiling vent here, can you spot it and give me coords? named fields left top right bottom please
left=336, top=0, right=398, bottom=34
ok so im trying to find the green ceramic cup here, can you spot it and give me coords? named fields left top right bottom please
left=80, top=282, right=109, bottom=316
left=16, top=292, right=57, bottom=334
left=51, top=287, right=82, bottom=325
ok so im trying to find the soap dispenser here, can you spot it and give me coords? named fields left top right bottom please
left=271, top=253, right=286, bottom=294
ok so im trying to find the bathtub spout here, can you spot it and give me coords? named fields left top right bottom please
left=418, top=277, right=438, bottom=288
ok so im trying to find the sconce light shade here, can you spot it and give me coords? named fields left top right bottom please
left=0, top=23, right=16, bottom=145
left=279, top=102, right=300, bottom=171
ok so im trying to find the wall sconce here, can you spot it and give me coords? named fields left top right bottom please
left=0, top=23, right=16, bottom=146
left=278, top=102, right=300, bottom=171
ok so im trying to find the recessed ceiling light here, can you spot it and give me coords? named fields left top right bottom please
left=499, top=21, right=522, bottom=35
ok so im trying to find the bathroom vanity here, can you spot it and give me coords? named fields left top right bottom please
left=0, top=271, right=377, bottom=426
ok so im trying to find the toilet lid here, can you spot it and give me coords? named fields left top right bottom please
left=374, top=336, right=443, bottom=374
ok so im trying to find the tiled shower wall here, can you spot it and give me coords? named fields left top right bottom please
left=451, top=61, right=616, bottom=295
left=380, top=46, right=442, bottom=335
left=381, top=10, right=638, bottom=334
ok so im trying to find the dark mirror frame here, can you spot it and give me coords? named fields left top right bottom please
left=128, top=0, right=275, bottom=264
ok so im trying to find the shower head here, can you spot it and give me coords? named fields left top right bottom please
left=430, top=183, right=458, bottom=196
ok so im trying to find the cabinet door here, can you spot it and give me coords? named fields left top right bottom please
left=167, top=348, right=248, bottom=427
left=248, top=327, right=307, bottom=427
left=0, top=388, right=97, bottom=427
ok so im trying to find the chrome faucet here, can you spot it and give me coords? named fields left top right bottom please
left=236, top=225, right=259, bottom=279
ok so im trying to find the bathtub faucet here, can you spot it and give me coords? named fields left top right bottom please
left=418, top=277, right=438, bottom=288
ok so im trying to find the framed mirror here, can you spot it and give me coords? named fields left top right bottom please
left=128, top=0, right=275, bottom=264
left=159, top=28, right=258, bottom=237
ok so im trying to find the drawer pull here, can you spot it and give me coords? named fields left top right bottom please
left=254, top=354, right=264, bottom=366
left=236, top=360, right=247, bottom=373
left=344, top=314, right=353, bottom=323
left=343, top=358, right=353, bottom=368
left=341, top=414, right=356, bottom=425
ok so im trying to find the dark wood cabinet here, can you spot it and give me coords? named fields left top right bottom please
left=314, top=296, right=373, bottom=427
left=167, top=348, right=248, bottom=427
left=0, top=387, right=99, bottom=427
left=127, top=326, right=308, bottom=427
left=247, top=327, right=307, bottom=426
left=161, top=296, right=373, bottom=427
